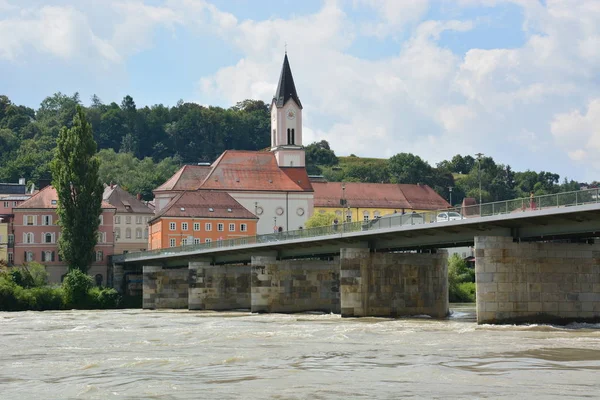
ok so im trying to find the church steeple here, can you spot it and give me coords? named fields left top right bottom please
left=270, top=53, right=305, bottom=168
left=273, top=53, right=302, bottom=109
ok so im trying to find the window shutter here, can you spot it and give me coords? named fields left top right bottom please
left=24, top=251, right=26, bottom=260
left=51, top=251, right=55, bottom=262
left=41, top=251, right=45, bottom=262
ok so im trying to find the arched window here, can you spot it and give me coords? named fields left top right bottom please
left=115, top=227, right=121, bottom=239
left=25, top=232, right=34, bottom=244
left=291, top=128, right=295, bottom=145
left=45, top=233, right=53, bottom=243
left=136, top=228, right=142, bottom=239
left=287, top=128, right=291, bottom=144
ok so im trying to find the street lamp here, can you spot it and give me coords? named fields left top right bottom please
left=448, top=186, right=453, bottom=208
left=476, top=152, right=484, bottom=215
left=273, top=216, right=277, bottom=233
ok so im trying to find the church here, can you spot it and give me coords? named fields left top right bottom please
left=153, top=53, right=314, bottom=235
left=151, top=53, right=449, bottom=240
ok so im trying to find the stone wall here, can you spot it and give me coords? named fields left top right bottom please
left=340, top=248, right=448, bottom=318
left=143, top=266, right=189, bottom=309
left=475, top=236, right=600, bottom=324
left=189, top=262, right=251, bottom=311
left=251, top=256, right=340, bottom=313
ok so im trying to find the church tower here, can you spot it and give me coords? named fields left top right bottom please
left=271, top=53, right=305, bottom=167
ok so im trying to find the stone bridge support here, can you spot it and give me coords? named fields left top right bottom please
left=112, top=264, right=124, bottom=293
left=340, top=248, right=448, bottom=318
left=475, top=236, right=600, bottom=324
left=142, top=266, right=189, bottom=309
left=251, top=255, right=340, bottom=313
left=188, top=261, right=251, bottom=311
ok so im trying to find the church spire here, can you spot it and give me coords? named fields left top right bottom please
left=273, top=53, right=302, bottom=109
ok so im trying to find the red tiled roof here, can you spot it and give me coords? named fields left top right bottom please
left=154, top=165, right=211, bottom=192
left=197, top=150, right=311, bottom=192
left=312, top=182, right=449, bottom=210
left=153, top=190, right=258, bottom=221
left=16, top=186, right=115, bottom=210
left=280, top=167, right=314, bottom=191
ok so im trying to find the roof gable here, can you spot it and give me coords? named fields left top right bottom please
left=103, top=185, right=153, bottom=213
left=153, top=190, right=257, bottom=221
left=154, top=165, right=211, bottom=192
left=17, top=186, right=115, bottom=210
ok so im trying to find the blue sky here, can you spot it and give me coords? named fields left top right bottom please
left=1, top=0, right=600, bottom=182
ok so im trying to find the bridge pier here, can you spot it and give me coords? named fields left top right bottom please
left=340, top=248, right=449, bottom=318
left=188, top=261, right=251, bottom=311
left=142, top=265, right=189, bottom=309
left=250, top=255, right=340, bottom=313
left=112, top=264, right=124, bottom=294
left=475, top=236, right=600, bottom=324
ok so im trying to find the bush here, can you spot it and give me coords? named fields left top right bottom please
left=0, top=275, right=65, bottom=311
left=88, top=287, right=120, bottom=309
left=451, top=282, right=476, bottom=303
left=448, top=254, right=476, bottom=303
left=62, top=269, right=94, bottom=308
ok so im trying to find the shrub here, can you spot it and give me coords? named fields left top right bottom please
left=88, top=287, right=120, bottom=309
left=448, top=253, right=476, bottom=303
left=62, top=269, right=94, bottom=308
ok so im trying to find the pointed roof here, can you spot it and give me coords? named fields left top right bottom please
left=151, top=191, right=258, bottom=222
left=16, top=186, right=115, bottom=210
left=103, top=185, right=153, bottom=214
left=197, top=150, right=312, bottom=192
left=154, top=165, right=211, bottom=192
left=273, top=53, right=302, bottom=109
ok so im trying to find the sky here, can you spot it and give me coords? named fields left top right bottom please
left=1, top=0, right=599, bottom=182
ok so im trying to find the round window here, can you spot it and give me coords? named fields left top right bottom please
left=297, top=207, right=305, bottom=216
left=256, top=206, right=264, bottom=215
left=276, top=207, right=284, bottom=216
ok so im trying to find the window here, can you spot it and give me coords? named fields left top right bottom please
left=169, top=238, right=176, bottom=247
left=229, top=223, right=235, bottom=232
left=8, top=234, right=14, bottom=244
left=25, top=215, right=35, bottom=226
left=115, top=227, right=121, bottom=239
left=24, top=232, right=34, bottom=244
left=182, top=222, right=188, bottom=231
left=181, top=238, right=187, bottom=246
left=346, top=215, right=352, bottom=223
left=3, top=201, right=8, bottom=208
left=126, top=216, right=131, bottom=224
left=194, top=238, right=200, bottom=244
left=42, top=251, right=54, bottom=262
left=51, top=200, right=57, bottom=205
left=169, top=222, right=176, bottom=231
left=363, top=215, right=369, bottom=222
left=240, top=223, right=247, bottom=232
left=144, top=228, right=148, bottom=239
left=217, top=223, right=224, bottom=232
left=99, top=215, right=103, bottom=225
left=144, top=217, right=150, bottom=223
left=136, top=216, right=142, bottom=224
left=44, top=233, right=53, bottom=244
left=25, top=251, right=34, bottom=262
left=115, top=216, right=121, bottom=224
left=193, top=223, right=200, bottom=231
left=95, top=274, right=103, bottom=286
left=98, top=232, right=105, bottom=243
left=95, top=251, right=103, bottom=262
left=205, top=238, right=212, bottom=243
left=8, top=252, right=13, bottom=264
left=42, top=215, right=52, bottom=225
left=126, top=228, right=131, bottom=239
left=205, top=223, right=212, bottom=231
left=136, top=228, right=142, bottom=239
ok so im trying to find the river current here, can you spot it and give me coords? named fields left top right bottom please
left=1, top=305, right=600, bottom=399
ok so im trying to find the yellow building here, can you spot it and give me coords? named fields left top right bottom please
left=311, top=182, right=450, bottom=222
left=0, top=221, right=7, bottom=263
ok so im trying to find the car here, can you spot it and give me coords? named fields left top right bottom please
left=436, top=211, right=463, bottom=222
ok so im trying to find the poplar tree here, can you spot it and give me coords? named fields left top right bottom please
left=51, top=106, right=103, bottom=272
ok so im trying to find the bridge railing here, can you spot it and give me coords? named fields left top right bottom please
left=113, top=187, right=600, bottom=263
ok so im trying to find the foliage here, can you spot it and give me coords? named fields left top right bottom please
left=448, top=253, right=475, bottom=302
left=62, top=269, right=94, bottom=307
left=305, top=140, right=338, bottom=175
left=88, top=287, right=121, bottom=309
left=51, top=106, right=103, bottom=272
left=304, top=212, right=337, bottom=228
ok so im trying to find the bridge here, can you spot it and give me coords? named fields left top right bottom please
left=113, top=189, right=600, bottom=325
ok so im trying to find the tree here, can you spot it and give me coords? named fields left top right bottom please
left=388, top=153, right=433, bottom=185
left=50, top=106, right=103, bottom=272
left=304, top=212, right=337, bottom=228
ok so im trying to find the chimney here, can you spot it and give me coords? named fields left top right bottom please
left=19, top=178, right=25, bottom=185
left=137, top=193, right=142, bottom=201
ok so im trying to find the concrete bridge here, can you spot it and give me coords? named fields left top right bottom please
left=113, top=189, right=600, bottom=324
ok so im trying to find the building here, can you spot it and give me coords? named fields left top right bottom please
left=312, top=182, right=450, bottom=222
left=149, top=191, right=258, bottom=249
left=0, top=179, right=32, bottom=265
left=12, top=186, right=116, bottom=284
left=154, top=53, right=313, bottom=234
left=103, top=184, right=154, bottom=254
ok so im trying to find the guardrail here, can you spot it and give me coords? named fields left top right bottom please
left=113, top=187, right=600, bottom=263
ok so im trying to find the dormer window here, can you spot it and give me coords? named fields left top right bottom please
left=51, top=200, right=57, bottom=205
left=208, top=207, right=214, bottom=212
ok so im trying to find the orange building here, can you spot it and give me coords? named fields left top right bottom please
left=149, top=191, right=258, bottom=249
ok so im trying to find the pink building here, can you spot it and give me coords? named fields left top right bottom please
left=13, top=186, right=116, bottom=284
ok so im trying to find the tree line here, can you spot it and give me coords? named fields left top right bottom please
left=0, top=93, right=589, bottom=204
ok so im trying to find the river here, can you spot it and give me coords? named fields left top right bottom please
left=1, top=305, right=599, bottom=399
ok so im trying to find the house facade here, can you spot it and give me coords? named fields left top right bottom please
left=103, top=184, right=154, bottom=254
left=149, top=191, right=257, bottom=249
left=153, top=54, right=313, bottom=235
left=312, top=182, right=450, bottom=222
left=13, top=186, right=116, bottom=284
left=0, top=179, right=32, bottom=265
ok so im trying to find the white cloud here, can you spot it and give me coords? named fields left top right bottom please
left=551, top=99, right=600, bottom=162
